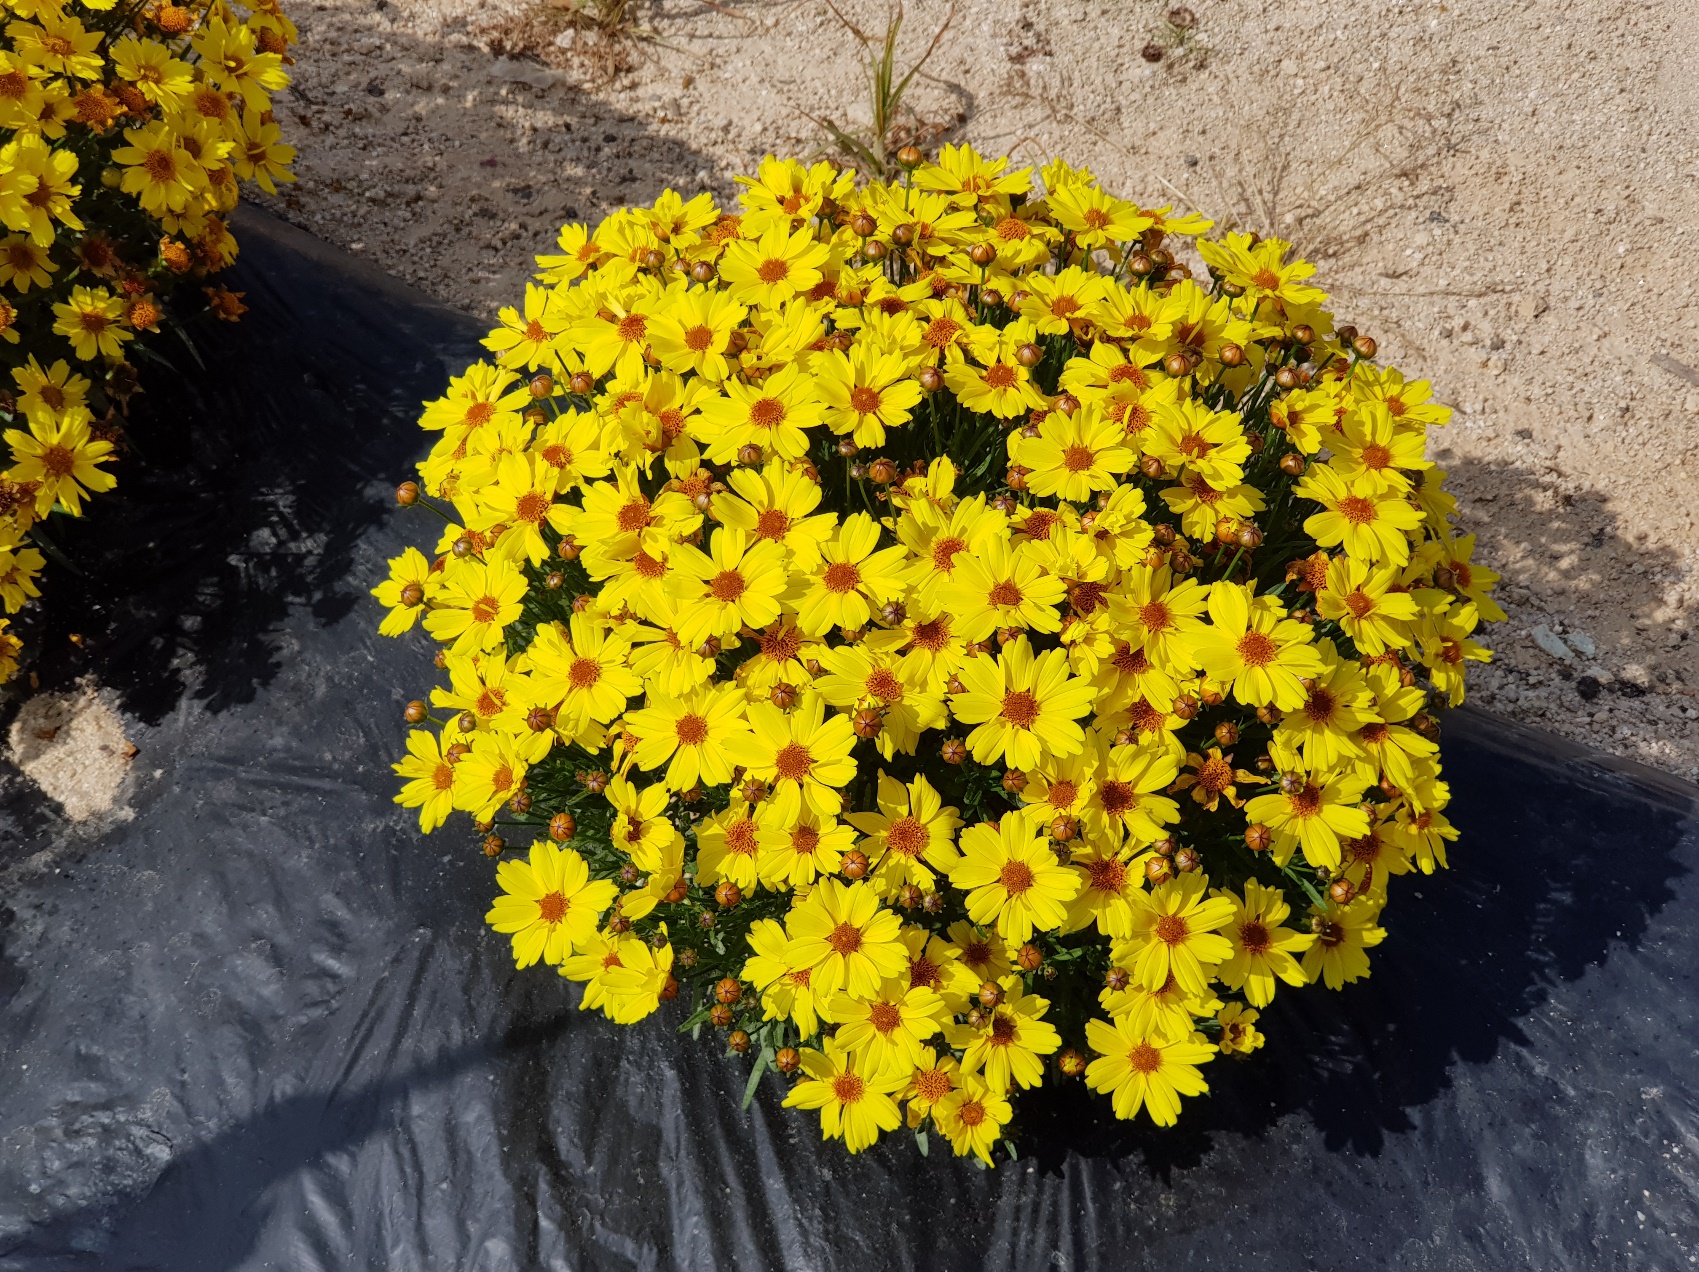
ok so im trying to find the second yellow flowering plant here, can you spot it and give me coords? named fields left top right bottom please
left=0, top=0, right=298, bottom=680
left=376, top=146, right=1499, bottom=1164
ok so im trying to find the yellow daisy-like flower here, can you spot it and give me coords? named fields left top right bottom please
left=1216, top=1002, right=1265, bottom=1055
left=693, top=361, right=823, bottom=462
left=1314, top=556, right=1419, bottom=654
left=718, top=220, right=831, bottom=306
left=726, top=691, right=857, bottom=819
left=933, top=1072, right=1012, bottom=1166
left=846, top=770, right=963, bottom=899
left=816, top=342, right=925, bottom=448
left=421, top=554, right=527, bottom=656
left=596, top=933, right=676, bottom=1024
left=951, top=975, right=1061, bottom=1091
left=782, top=1039, right=906, bottom=1153
left=1243, top=769, right=1373, bottom=871
left=485, top=842, right=618, bottom=969
left=1301, top=896, right=1387, bottom=989
left=391, top=728, right=459, bottom=832
left=0, top=233, right=56, bottom=292
left=742, top=916, right=823, bottom=1039
left=1118, top=873, right=1236, bottom=996
left=952, top=637, right=1097, bottom=771
left=50, top=285, right=131, bottom=361
left=936, top=812, right=1080, bottom=943
left=4, top=409, right=117, bottom=515
left=11, top=355, right=89, bottom=423
left=755, top=802, right=853, bottom=889
left=623, top=682, right=751, bottom=791
left=1014, top=401, right=1134, bottom=501
left=112, top=122, right=206, bottom=216
left=790, top=511, right=908, bottom=637
left=1084, top=1016, right=1215, bottom=1125
left=783, top=877, right=908, bottom=1000
left=1296, top=462, right=1425, bottom=567
left=522, top=612, right=642, bottom=736
left=710, top=459, right=835, bottom=568
left=1188, top=581, right=1324, bottom=711
left=948, top=533, right=1066, bottom=645
left=694, top=798, right=765, bottom=893
left=828, top=975, right=947, bottom=1077
left=1213, top=878, right=1315, bottom=1008
left=1143, top=397, right=1251, bottom=490
left=668, top=526, right=788, bottom=647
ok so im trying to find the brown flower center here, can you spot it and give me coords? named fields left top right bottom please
left=773, top=741, right=814, bottom=781
left=1001, top=690, right=1039, bottom=728
left=710, top=569, right=747, bottom=602
left=999, top=860, right=1035, bottom=895
left=868, top=1001, right=903, bottom=1035
left=537, top=891, right=569, bottom=924
left=827, top=921, right=863, bottom=954
left=822, top=561, right=861, bottom=593
left=885, top=816, right=929, bottom=858
left=567, top=656, right=601, bottom=689
left=1238, top=920, right=1271, bottom=954
left=1154, top=914, right=1190, bottom=946
left=755, top=507, right=790, bottom=540
left=675, top=714, right=709, bottom=745
left=1235, top=630, right=1278, bottom=667
left=984, top=364, right=1018, bottom=389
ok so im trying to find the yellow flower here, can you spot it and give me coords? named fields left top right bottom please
left=1196, top=231, right=1325, bottom=307
left=522, top=612, right=642, bottom=737
left=1118, top=873, right=1236, bottom=996
left=0, top=233, right=55, bottom=291
left=942, top=533, right=1065, bottom=643
left=1215, top=1002, right=1265, bottom=1055
left=484, top=281, right=570, bottom=373
left=1143, top=397, right=1252, bottom=490
left=725, top=692, right=857, bottom=820
left=1187, top=580, right=1323, bottom=711
left=783, top=877, right=907, bottom=1000
left=605, top=775, right=684, bottom=872
left=1272, top=639, right=1379, bottom=772
left=951, top=637, right=1096, bottom=772
left=1062, top=841, right=1143, bottom=938
left=1013, top=401, right=1133, bottom=501
left=1415, top=601, right=1492, bottom=707
left=718, top=220, right=831, bottom=305
left=1314, top=556, right=1419, bottom=654
left=934, top=1073, right=1012, bottom=1165
left=1080, top=739, right=1179, bottom=847
left=467, top=451, right=564, bottom=565
left=11, top=355, right=87, bottom=423
left=912, top=142, right=1031, bottom=209
left=814, top=643, right=946, bottom=759
left=1296, top=462, right=1425, bottom=567
left=110, top=36, right=194, bottom=108
left=936, top=812, right=1080, bottom=943
left=695, top=798, right=764, bottom=893
left=371, top=546, right=434, bottom=636
left=421, top=554, right=526, bottom=655
left=1159, top=471, right=1267, bottom=541
left=1301, top=897, right=1386, bottom=989
left=693, top=362, right=823, bottom=462
left=742, top=916, right=823, bottom=1039
left=894, top=493, right=1005, bottom=616
left=191, top=15, right=288, bottom=108
left=943, top=346, right=1046, bottom=419
left=1084, top=1016, right=1214, bottom=1125
left=5, top=409, right=116, bottom=515
left=828, top=975, right=947, bottom=1077
left=49, top=285, right=130, bottom=361
left=951, top=975, right=1060, bottom=1091
left=454, top=730, right=533, bottom=818
left=755, top=802, right=853, bottom=889
left=1214, top=879, right=1314, bottom=1007
left=668, top=526, right=787, bottom=647
left=709, top=459, right=835, bottom=568
left=816, top=342, right=924, bottom=448
left=112, top=122, right=206, bottom=216
left=789, top=511, right=908, bottom=637
left=1330, top=401, right=1430, bottom=493
left=846, top=771, right=962, bottom=899
left=391, top=728, right=458, bottom=832
left=623, top=682, right=751, bottom=791
left=557, top=465, right=701, bottom=569
left=1047, top=182, right=1151, bottom=248
left=596, top=933, right=676, bottom=1023
left=233, top=108, right=296, bottom=194
left=901, top=1046, right=960, bottom=1125
left=782, top=1039, right=906, bottom=1153
left=1243, top=769, right=1373, bottom=871
left=9, top=12, right=103, bottom=80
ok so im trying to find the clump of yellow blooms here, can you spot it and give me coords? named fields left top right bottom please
left=0, top=0, right=298, bottom=678
left=376, top=147, right=1500, bottom=1164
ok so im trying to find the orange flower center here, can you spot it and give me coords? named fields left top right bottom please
left=1099, top=781, right=1134, bottom=815
left=983, top=363, right=1018, bottom=389
left=616, top=498, right=652, bottom=532
left=616, top=312, right=646, bottom=343
left=568, top=656, right=601, bottom=689
left=999, top=860, right=1035, bottom=895
left=868, top=1001, right=903, bottom=1035
left=675, top=713, right=709, bottom=745
left=790, top=824, right=819, bottom=855
left=1138, top=600, right=1173, bottom=633
left=537, top=891, right=569, bottom=924
left=1360, top=443, right=1392, bottom=470
left=1252, top=268, right=1282, bottom=290
left=924, top=316, right=962, bottom=347
left=913, top=1066, right=951, bottom=1100
left=1086, top=857, right=1127, bottom=892
left=1062, top=444, right=1096, bottom=472
left=910, top=618, right=949, bottom=651
left=1048, top=778, right=1078, bottom=808
left=1154, top=913, right=1190, bottom=945
left=827, top=921, right=863, bottom=954
left=988, top=579, right=1023, bottom=607
left=1235, top=630, right=1278, bottom=667
left=849, top=385, right=882, bottom=414
left=761, top=626, right=802, bottom=662
left=1112, top=643, right=1151, bottom=675
left=773, top=741, right=813, bottom=781
left=515, top=490, right=550, bottom=525
left=1197, top=757, right=1233, bottom=794
left=1344, top=589, right=1376, bottom=618
left=1304, top=687, right=1338, bottom=723
left=866, top=668, right=903, bottom=700
left=831, top=1071, right=866, bottom=1104
left=634, top=550, right=667, bottom=580
left=885, top=815, right=929, bottom=859
left=1001, top=690, right=1039, bottom=728
left=958, top=1099, right=988, bottom=1127
left=469, top=596, right=501, bottom=624
left=757, top=257, right=792, bottom=284
left=1338, top=495, right=1378, bottom=525
left=755, top=507, right=790, bottom=539
left=748, top=397, right=785, bottom=429
left=726, top=818, right=759, bottom=855
left=1128, top=1042, right=1163, bottom=1073
left=1238, top=920, right=1271, bottom=954
left=822, top=561, right=861, bottom=593
left=909, top=956, right=941, bottom=989
left=930, top=536, right=966, bottom=571
left=1359, top=721, right=1389, bottom=745
left=464, top=401, right=495, bottom=427
left=1287, top=784, right=1323, bottom=817
left=710, top=569, right=747, bottom=602
left=684, top=324, right=715, bottom=351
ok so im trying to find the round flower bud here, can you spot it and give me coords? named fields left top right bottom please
left=1279, top=453, right=1307, bottom=476
left=689, top=260, right=715, bottom=282
left=527, top=706, right=555, bottom=732
left=1128, top=253, right=1155, bottom=275
left=557, top=536, right=581, bottom=560
left=482, top=833, right=505, bottom=857
left=1140, top=455, right=1166, bottom=480
left=851, top=213, right=877, bottom=237
left=1214, top=721, right=1239, bottom=747
left=1257, top=703, right=1284, bottom=725
left=870, top=458, right=897, bottom=484
left=709, top=1004, right=734, bottom=1028
left=918, top=366, right=944, bottom=392
left=776, top=1045, right=802, bottom=1073
left=403, top=699, right=428, bottom=724
left=1050, top=815, right=1078, bottom=843
left=1059, top=1047, right=1087, bottom=1077
left=879, top=600, right=906, bottom=626
left=1329, top=877, right=1357, bottom=905
left=396, top=481, right=420, bottom=506
left=1275, top=366, right=1300, bottom=390
left=737, top=443, right=763, bottom=466
left=896, top=883, right=923, bottom=910
left=1172, top=694, right=1199, bottom=720
left=941, top=738, right=967, bottom=765
left=1215, top=516, right=1241, bottom=544
left=456, top=711, right=477, bottom=735
left=1237, top=524, right=1264, bottom=550
left=966, top=1008, right=988, bottom=1030
left=968, top=242, right=997, bottom=266
left=664, top=879, right=689, bottom=904
left=891, top=223, right=915, bottom=246
left=1002, top=768, right=1028, bottom=793
left=715, top=881, right=742, bottom=908
left=770, top=682, right=797, bottom=709
left=1145, top=855, right=1176, bottom=885
left=1244, top=823, right=1274, bottom=852
left=660, top=974, right=680, bottom=1001
left=398, top=580, right=423, bottom=606
left=728, top=1029, right=752, bottom=1054
left=863, top=239, right=888, bottom=261
left=569, top=371, right=595, bottom=395
left=1173, top=846, right=1202, bottom=873
left=1219, top=343, right=1244, bottom=367
left=1152, top=835, right=1177, bottom=858
left=897, top=145, right=924, bottom=168
left=697, top=911, right=717, bottom=930
left=619, top=862, right=640, bottom=885
left=549, top=811, right=577, bottom=841
left=1105, top=967, right=1131, bottom=991
left=981, top=288, right=1004, bottom=308
left=841, top=850, right=870, bottom=880
left=1054, top=393, right=1080, bottom=416
left=922, top=890, right=945, bottom=914
left=715, top=977, right=743, bottom=1005
left=851, top=707, right=883, bottom=739
left=1278, top=770, right=1306, bottom=795
left=451, top=536, right=475, bottom=558
left=741, top=777, right=768, bottom=803
left=1352, top=335, right=1378, bottom=359
left=1017, top=943, right=1043, bottom=971
left=1015, top=342, right=1043, bottom=368
left=641, top=248, right=666, bottom=270
left=978, top=981, right=1002, bottom=1009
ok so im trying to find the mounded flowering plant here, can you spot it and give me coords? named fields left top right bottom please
left=375, top=146, right=1498, bottom=1164
left=0, top=0, right=298, bottom=678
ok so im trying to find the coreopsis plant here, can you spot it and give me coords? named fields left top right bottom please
left=375, top=147, right=1498, bottom=1164
left=0, top=0, right=298, bottom=678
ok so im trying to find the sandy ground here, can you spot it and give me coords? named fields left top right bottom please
left=256, top=0, right=1699, bottom=783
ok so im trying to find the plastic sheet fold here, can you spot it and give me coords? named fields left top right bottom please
left=1, top=210, right=1695, bottom=1271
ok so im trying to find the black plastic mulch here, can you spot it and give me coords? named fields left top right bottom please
left=0, top=210, right=1695, bottom=1271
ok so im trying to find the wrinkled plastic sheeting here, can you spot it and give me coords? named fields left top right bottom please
left=1, top=210, right=1697, bottom=1272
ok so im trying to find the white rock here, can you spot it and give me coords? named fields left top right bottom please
left=1531, top=624, right=1574, bottom=661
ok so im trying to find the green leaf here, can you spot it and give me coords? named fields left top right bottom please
left=914, top=1128, right=929, bottom=1157
left=741, top=1044, right=772, bottom=1111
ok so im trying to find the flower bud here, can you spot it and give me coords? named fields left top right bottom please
left=396, top=480, right=420, bottom=506
left=897, top=883, right=923, bottom=909
left=841, top=849, right=870, bottom=879
left=1173, top=846, right=1202, bottom=873
left=776, top=1046, right=802, bottom=1073
left=1328, top=877, right=1357, bottom=905
left=1017, top=943, right=1042, bottom=971
left=1214, top=721, right=1239, bottom=746
left=709, top=1004, right=733, bottom=1027
left=728, top=1029, right=752, bottom=1053
left=978, top=981, right=1002, bottom=1009
left=770, top=682, right=797, bottom=709
left=1140, top=455, right=1166, bottom=480
left=715, top=977, right=743, bottom=1005
left=1059, top=1047, right=1087, bottom=1077
left=863, top=239, right=888, bottom=261
left=918, top=366, right=944, bottom=392
left=715, top=881, right=742, bottom=908
left=1172, top=694, right=1199, bottom=720
left=482, top=833, right=504, bottom=857
left=1002, top=768, right=1028, bottom=793
left=1244, top=823, right=1273, bottom=851
left=1050, top=815, right=1078, bottom=842
left=1219, top=343, right=1244, bottom=367
left=941, top=738, right=967, bottom=765
left=1145, top=855, right=1175, bottom=885
left=690, top=260, right=715, bottom=283
left=569, top=371, right=595, bottom=395
left=897, top=145, right=923, bottom=168
left=968, top=242, right=997, bottom=266
left=660, top=974, right=680, bottom=1001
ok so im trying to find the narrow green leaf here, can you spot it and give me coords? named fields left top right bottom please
left=914, top=1128, right=929, bottom=1157
left=741, top=1044, right=772, bottom=1111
